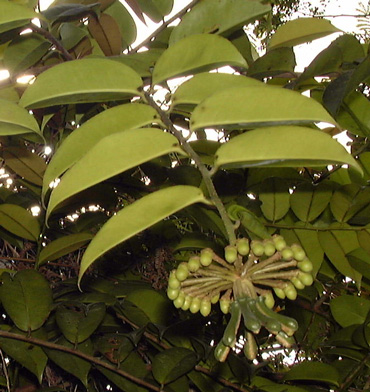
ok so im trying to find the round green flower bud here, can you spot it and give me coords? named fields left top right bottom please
left=263, top=240, right=276, bottom=257
left=211, top=293, right=220, bottom=304
left=281, top=247, right=294, bottom=260
left=200, top=299, right=212, bottom=317
left=225, top=245, right=238, bottom=263
left=291, top=244, right=306, bottom=261
left=272, top=235, right=286, bottom=251
left=175, top=263, right=189, bottom=281
left=200, top=248, right=214, bottom=267
left=190, top=297, right=201, bottom=314
left=291, top=276, right=305, bottom=290
left=188, top=255, right=200, bottom=272
left=173, top=292, right=185, bottom=308
left=298, top=271, right=314, bottom=286
left=264, top=291, right=275, bottom=309
left=284, top=282, right=297, bottom=300
left=168, top=272, right=181, bottom=289
left=297, top=258, right=313, bottom=273
left=181, top=295, right=192, bottom=311
left=274, top=287, right=286, bottom=299
left=251, top=240, right=264, bottom=257
left=220, top=299, right=230, bottom=314
left=236, top=238, right=250, bottom=256
left=167, top=287, right=180, bottom=300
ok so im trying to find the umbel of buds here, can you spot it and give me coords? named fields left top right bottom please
left=167, top=235, right=314, bottom=361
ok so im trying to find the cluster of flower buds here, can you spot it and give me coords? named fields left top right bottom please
left=167, top=235, right=315, bottom=361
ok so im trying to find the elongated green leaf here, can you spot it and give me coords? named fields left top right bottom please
left=56, top=302, right=106, bottom=344
left=78, top=186, right=207, bottom=284
left=269, top=18, right=341, bottom=49
left=0, top=204, right=40, bottom=241
left=330, top=184, right=370, bottom=222
left=283, top=361, right=340, bottom=386
left=347, top=248, right=370, bottom=279
left=190, top=86, right=336, bottom=131
left=152, top=348, right=197, bottom=385
left=152, top=34, right=247, bottom=85
left=44, top=337, right=93, bottom=387
left=214, top=126, right=362, bottom=174
left=0, top=99, right=42, bottom=139
left=0, top=1, right=39, bottom=34
left=46, top=128, right=184, bottom=219
left=136, top=0, right=173, bottom=23
left=38, top=232, right=93, bottom=266
left=331, top=295, right=370, bottom=327
left=3, top=145, right=46, bottom=186
left=171, top=72, right=263, bottom=112
left=42, top=103, right=159, bottom=199
left=59, top=23, right=88, bottom=50
left=259, top=178, right=290, bottom=222
left=4, top=34, right=50, bottom=75
left=0, top=270, right=53, bottom=332
left=358, top=229, right=370, bottom=254
left=0, top=329, right=47, bottom=383
left=169, top=0, right=270, bottom=45
left=19, top=58, right=143, bottom=109
left=290, top=182, right=333, bottom=222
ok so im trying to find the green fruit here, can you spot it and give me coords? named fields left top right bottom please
left=200, top=248, right=214, bottom=266
left=236, top=238, right=250, bottom=256
left=244, top=332, right=258, bottom=360
left=298, top=271, right=313, bottom=286
left=168, top=272, right=181, bottom=289
left=297, top=258, right=313, bottom=273
left=175, top=263, right=189, bottom=281
left=291, top=276, right=305, bottom=290
left=276, top=331, right=295, bottom=348
left=291, top=244, right=306, bottom=261
left=272, top=235, right=286, bottom=251
left=225, top=245, right=238, bottom=263
left=190, top=297, right=201, bottom=314
left=281, top=247, right=294, bottom=260
left=200, top=299, right=212, bottom=317
left=222, top=301, right=241, bottom=347
left=274, top=287, right=286, bottom=299
left=238, top=297, right=261, bottom=334
left=251, top=240, right=264, bottom=257
left=188, top=255, right=200, bottom=272
left=214, top=340, right=230, bottom=362
left=181, top=295, right=192, bottom=311
left=211, top=293, right=220, bottom=304
left=220, top=299, right=230, bottom=314
left=167, top=288, right=180, bottom=300
left=263, top=240, right=276, bottom=257
left=173, top=292, right=185, bottom=308
left=250, top=298, right=281, bottom=334
left=284, top=282, right=297, bottom=300
left=264, top=292, right=275, bottom=309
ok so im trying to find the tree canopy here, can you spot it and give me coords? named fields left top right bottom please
left=0, top=0, right=369, bottom=391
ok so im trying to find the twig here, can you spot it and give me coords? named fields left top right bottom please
left=129, top=0, right=200, bottom=53
left=0, top=348, right=10, bottom=392
left=144, top=92, right=237, bottom=245
left=0, top=330, right=161, bottom=392
left=338, top=352, right=370, bottom=391
left=30, top=24, right=73, bottom=61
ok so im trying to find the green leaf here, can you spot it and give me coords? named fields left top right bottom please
left=136, top=0, right=173, bottom=23
left=38, top=232, right=93, bottom=266
left=59, top=23, right=88, bottom=50
left=56, top=302, right=106, bottom=344
left=259, top=178, right=290, bottom=222
left=190, top=86, right=336, bottom=131
left=283, top=361, right=340, bottom=387
left=0, top=204, right=40, bottom=241
left=357, top=229, right=370, bottom=254
left=42, top=103, right=159, bottom=200
left=290, top=182, right=333, bottom=222
left=213, top=126, right=362, bottom=174
left=347, top=248, right=370, bottom=280
left=46, top=128, right=184, bottom=219
left=3, top=34, right=50, bottom=75
left=171, top=72, right=263, bottom=112
left=3, top=144, right=46, bottom=186
left=152, top=34, right=247, bottom=85
left=169, top=0, right=270, bottom=45
left=1, top=270, right=53, bottom=332
left=269, top=18, right=341, bottom=49
left=152, top=347, right=197, bottom=385
left=78, top=186, right=207, bottom=285
left=125, top=289, right=172, bottom=325
left=19, top=58, right=143, bottom=109
left=44, top=337, right=93, bottom=387
left=0, top=1, right=39, bottom=34
left=330, top=184, right=370, bottom=222
left=0, top=99, right=42, bottom=139
left=0, top=329, right=47, bottom=383
left=331, top=294, right=370, bottom=327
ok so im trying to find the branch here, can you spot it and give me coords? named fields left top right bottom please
left=144, top=92, right=237, bottom=245
left=264, top=224, right=366, bottom=232
left=129, top=0, right=200, bottom=53
left=0, top=330, right=161, bottom=392
left=338, top=352, right=370, bottom=391
left=30, top=24, right=73, bottom=61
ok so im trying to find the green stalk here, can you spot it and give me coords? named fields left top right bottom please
left=251, top=270, right=299, bottom=281
left=252, top=260, right=297, bottom=275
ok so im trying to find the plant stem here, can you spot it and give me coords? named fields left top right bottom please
left=246, top=252, right=281, bottom=275
left=338, top=352, right=370, bottom=391
left=181, top=276, right=222, bottom=286
left=144, top=92, right=237, bottom=245
left=252, top=260, right=297, bottom=275
left=212, top=253, right=235, bottom=270
left=252, top=279, right=287, bottom=289
left=251, top=270, right=299, bottom=281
